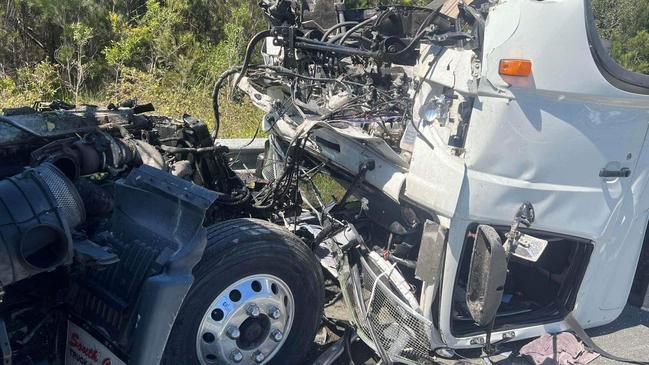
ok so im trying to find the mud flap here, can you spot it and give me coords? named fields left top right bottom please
left=65, top=321, right=127, bottom=365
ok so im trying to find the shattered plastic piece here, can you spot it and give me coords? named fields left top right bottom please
left=520, top=332, right=599, bottom=365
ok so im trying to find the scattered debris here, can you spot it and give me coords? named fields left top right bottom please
left=520, top=333, right=599, bottom=365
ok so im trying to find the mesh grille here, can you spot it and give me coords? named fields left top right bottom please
left=36, top=163, right=85, bottom=227
left=345, top=257, right=437, bottom=364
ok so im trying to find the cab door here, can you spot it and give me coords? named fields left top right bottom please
left=406, top=0, right=649, bottom=349
left=458, top=0, right=649, bottom=341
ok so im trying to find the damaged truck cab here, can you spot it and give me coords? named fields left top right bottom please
left=240, top=0, right=649, bottom=362
left=416, top=0, right=649, bottom=351
left=2, top=0, right=649, bottom=364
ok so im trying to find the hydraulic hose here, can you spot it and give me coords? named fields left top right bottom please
left=334, top=15, right=378, bottom=45
left=320, top=21, right=358, bottom=42
left=211, top=66, right=242, bottom=139
left=385, top=5, right=442, bottom=59
left=231, top=29, right=272, bottom=92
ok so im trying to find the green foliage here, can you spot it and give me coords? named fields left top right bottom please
left=1, top=0, right=264, bottom=137
left=16, top=61, right=61, bottom=100
left=1, top=61, right=62, bottom=106
left=611, top=30, right=649, bottom=74
left=103, top=11, right=144, bottom=76
left=210, top=3, right=259, bottom=73
left=0, top=77, right=17, bottom=101
left=3, top=0, right=648, bottom=137
left=56, top=22, right=94, bottom=103
left=592, top=0, right=649, bottom=74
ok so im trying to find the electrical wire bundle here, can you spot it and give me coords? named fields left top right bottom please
left=251, top=134, right=310, bottom=211
left=207, top=5, right=451, bottom=213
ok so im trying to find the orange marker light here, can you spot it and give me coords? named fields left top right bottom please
left=499, top=59, right=532, bottom=77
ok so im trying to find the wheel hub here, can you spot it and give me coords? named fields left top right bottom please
left=238, top=315, right=270, bottom=349
left=196, top=274, right=295, bottom=365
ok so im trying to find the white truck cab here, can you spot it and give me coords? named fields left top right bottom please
left=238, top=0, right=649, bottom=362
left=407, top=0, right=649, bottom=351
left=2, top=1, right=648, bottom=365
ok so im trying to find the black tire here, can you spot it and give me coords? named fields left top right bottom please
left=161, top=218, right=324, bottom=365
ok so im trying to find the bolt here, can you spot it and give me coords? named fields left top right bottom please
left=269, top=306, right=281, bottom=320
left=253, top=351, right=265, bottom=363
left=271, top=329, right=283, bottom=342
left=231, top=349, right=243, bottom=363
left=246, top=304, right=260, bottom=317
left=226, top=326, right=240, bottom=340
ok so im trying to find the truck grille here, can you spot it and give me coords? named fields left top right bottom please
left=343, top=256, right=436, bottom=365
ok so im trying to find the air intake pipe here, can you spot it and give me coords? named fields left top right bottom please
left=0, top=163, right=85, bottom=287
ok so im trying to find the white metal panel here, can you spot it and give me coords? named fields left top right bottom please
left=406, top=0, right=649, bottom=349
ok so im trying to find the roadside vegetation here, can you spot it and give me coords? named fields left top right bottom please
left=0, top=0, right=265, bottom=136
left=592, top=0, right=649, bottom=74
left=0, top=0, right=647, bottom=137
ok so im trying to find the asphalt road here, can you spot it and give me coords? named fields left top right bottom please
left=586, top=306, right=649, bottom=364
left=311, top=304, right=649, bottom=364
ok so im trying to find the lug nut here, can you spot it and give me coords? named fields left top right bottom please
left=271, top=329, right=283, bottom=342
left=226, top=326, right=240, bottom=340
left=246, top=304, right=260, bottom=317
left=253, top=351, right=265, bottom=363
left=231, top=349, right=243, bottom=363
left=269, top=306, right=281, bottom=320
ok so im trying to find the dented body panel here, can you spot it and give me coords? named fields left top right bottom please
left=245, top=0, right=649, bottom=358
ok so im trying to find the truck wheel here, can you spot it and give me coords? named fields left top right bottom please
left=162, top=218, right=324, bottom=365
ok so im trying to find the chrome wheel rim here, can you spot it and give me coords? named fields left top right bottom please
left=196, top=274, right=295, bottom=365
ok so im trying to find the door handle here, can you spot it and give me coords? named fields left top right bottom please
left=599, top=167, right=631, bottom=178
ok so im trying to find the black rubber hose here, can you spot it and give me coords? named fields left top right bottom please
left=320, top=21, right=358, bottom=42
left=384, top=6, right=441, bottom=59
left=211, top=66, right=242, bottom=139
left=335, top=15, right=378, bottom=45
left=323, top=33, right=373, bottom=45
left=387, top=255, right=417, bottom=269
left=214, top=186, right=251, bottom=206
left=231, top=29, right=272, bottom=92
left=215, top=29, right=270, bottom=139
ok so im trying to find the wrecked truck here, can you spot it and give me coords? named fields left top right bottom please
left=236, top=0, right=649, bottom=362
left=0, top=101, right=324, bottom=365
left=2, top=0, right=649, bottom=365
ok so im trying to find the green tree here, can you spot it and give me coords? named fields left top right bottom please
left=611, top=30, right=649, bottom=75
left=16, top=60, right=61, bottom=101
left=56, top=22, right=93, bottom=103
left=592, top=0, right=649, bottom=74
